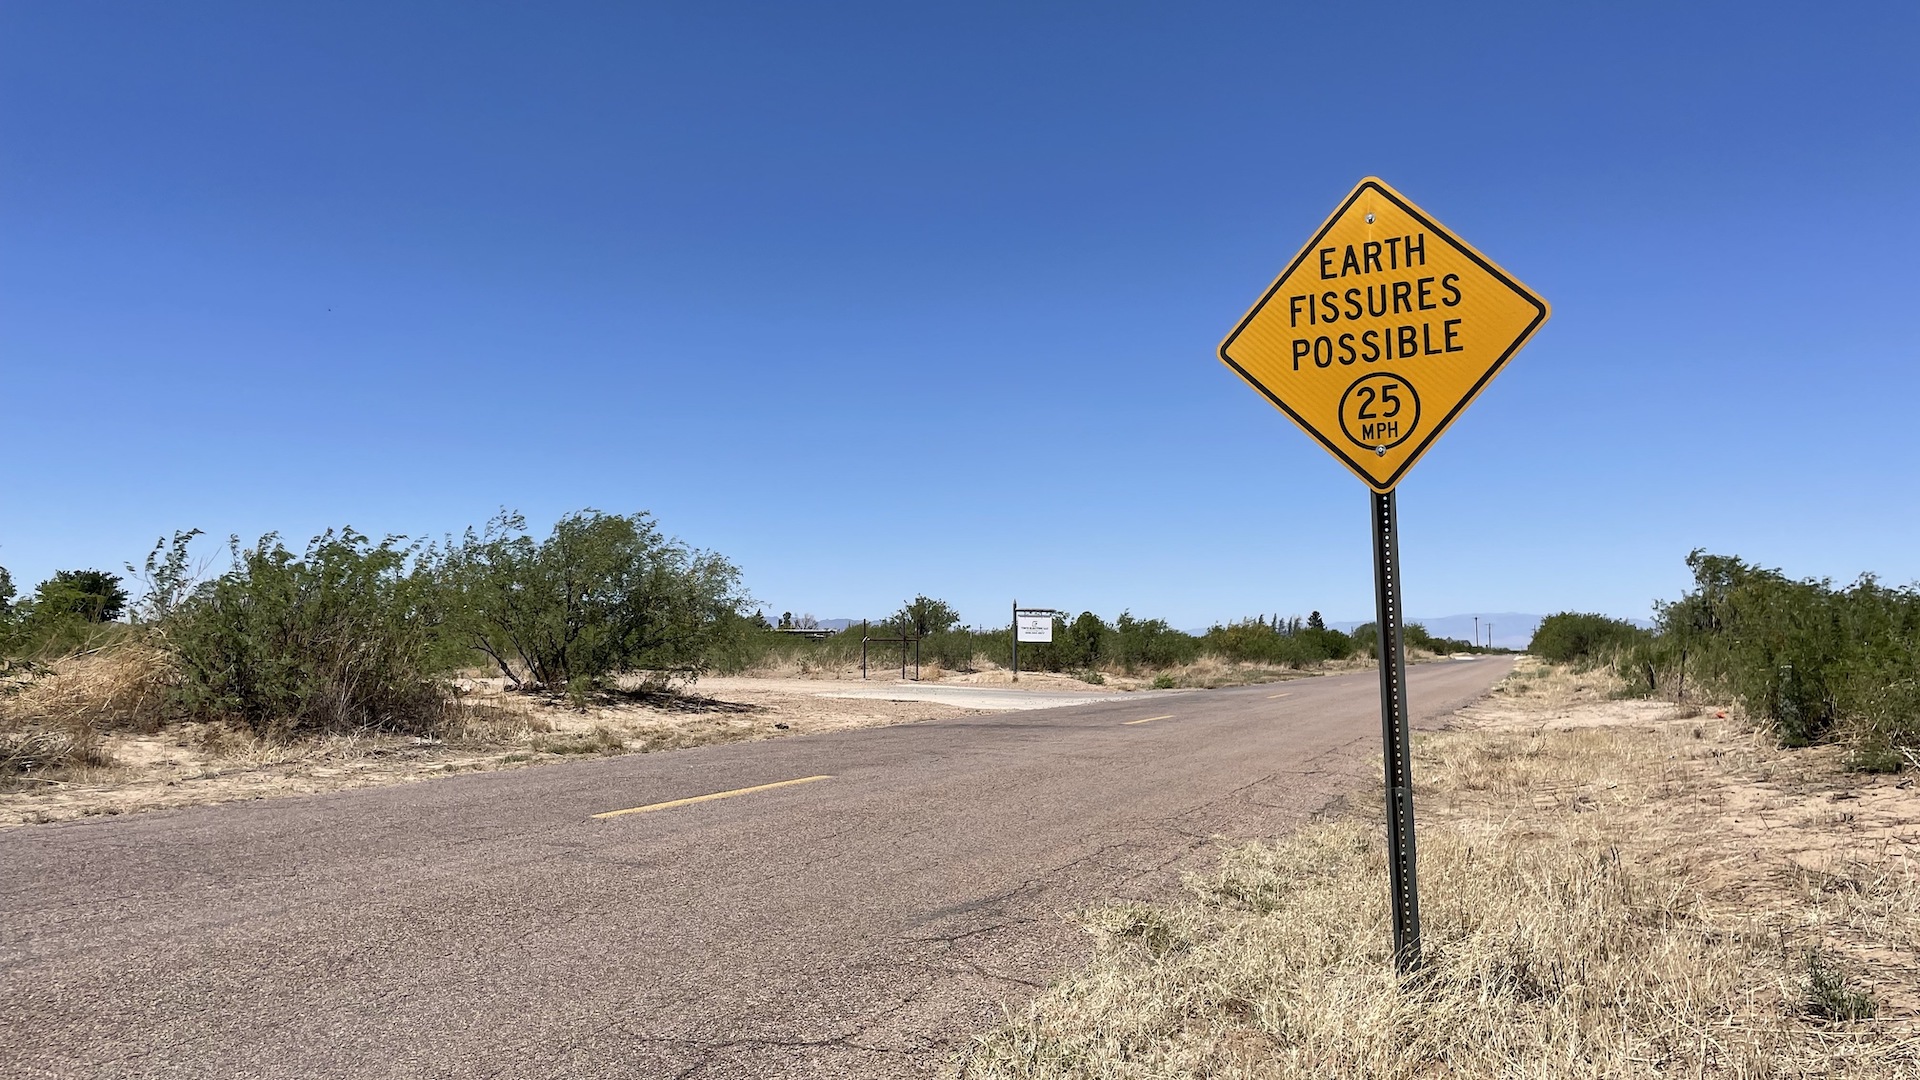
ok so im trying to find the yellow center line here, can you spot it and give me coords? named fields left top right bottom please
left=592, top=775, right=834, bottom=820
left=1267, top=693, right=1293, bottom=699
left=1122, top=714, right=1176, bottom=726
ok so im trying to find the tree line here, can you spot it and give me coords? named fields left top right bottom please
left=4, top=510, right=1494, bottom=741
left=1, top=510, right=745, bottom=738
left=733, top=598, right=1490, bottom=679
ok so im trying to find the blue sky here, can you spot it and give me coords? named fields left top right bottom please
left=3, top=2, right=1916, bottom=631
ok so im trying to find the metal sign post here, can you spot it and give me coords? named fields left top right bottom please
left=1371, top=490, right=1420, bottom=972
left=1213, top=177, right=1549, bottom=977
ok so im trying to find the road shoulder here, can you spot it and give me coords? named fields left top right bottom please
left=958, top=659, right=1920, bottom=1078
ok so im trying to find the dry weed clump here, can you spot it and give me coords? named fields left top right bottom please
left=1153, top=656, right=1329, bottom=690
left=530, top=724, right=629, bottom=756
left=0, top=645, right=175, bottom=781
left=965, top=670, right=1918, bottom=1079
left=744, top=653, right=863, bottom=680
left=1479, top=654, right=1629, bottom=714
left=446, top=699, right=551, bottom=744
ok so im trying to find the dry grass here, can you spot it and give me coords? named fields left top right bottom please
left=743, top=653, right=859, bottom=680
left=0, top=645, right=174, bottom=783
left=962, top=659, right=1920, bottom=1079
left=1151, top=654, right=1378, bottom=690
left=1144, top=648, right=1464, bottom=691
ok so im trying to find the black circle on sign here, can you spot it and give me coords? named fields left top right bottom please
left=1338, top=372, right=1421, bottom=451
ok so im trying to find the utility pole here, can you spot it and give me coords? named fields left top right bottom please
left=1473, top=616, right=1479, bottom=650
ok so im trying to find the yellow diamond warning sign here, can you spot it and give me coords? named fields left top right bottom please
left=1218, top=177, right=1549, bottom=492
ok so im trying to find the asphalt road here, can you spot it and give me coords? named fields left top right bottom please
left=1, top=657, right=1512, bottom=1079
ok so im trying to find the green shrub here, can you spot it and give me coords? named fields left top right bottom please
left=1202, top=618, right=1353, bottom=666
left=166, top=529, right=448, bottom=737
left=1845, top=745, right=1905, bottom=774
left=1350, top=621, right=1377, bottom=659
left=1, top=579, right=139, bottom=664
left=1803, top=951, right=1878, bottom=1022
left=1529, top=612, right=1648, bottom=666
left=33, top=570, right=128, bottom=623
left=919, top=627, right=982, bottom=671
left=1111, top=612, right=1199, bottom=672
left=1403, top=622, right=1476, bottom=654
left=1636, top=551, right=1920, bottom=751
left=0, top=566, right=139, bottom=661
left=1060, top=611, right=1108, bottom=670
left=895, top=595, right=961, bottom=638
left=0, top=610, right=132, bottom=661
left=442, top=510, right=745, bottom=692
left=1343, top=620, right=1488, bottom=660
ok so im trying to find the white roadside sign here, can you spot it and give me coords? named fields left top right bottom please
left=1016, top=615, right=1053, bottom=643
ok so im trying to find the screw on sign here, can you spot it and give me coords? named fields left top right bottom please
left=1216, top=177, right=1549, bottom=974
